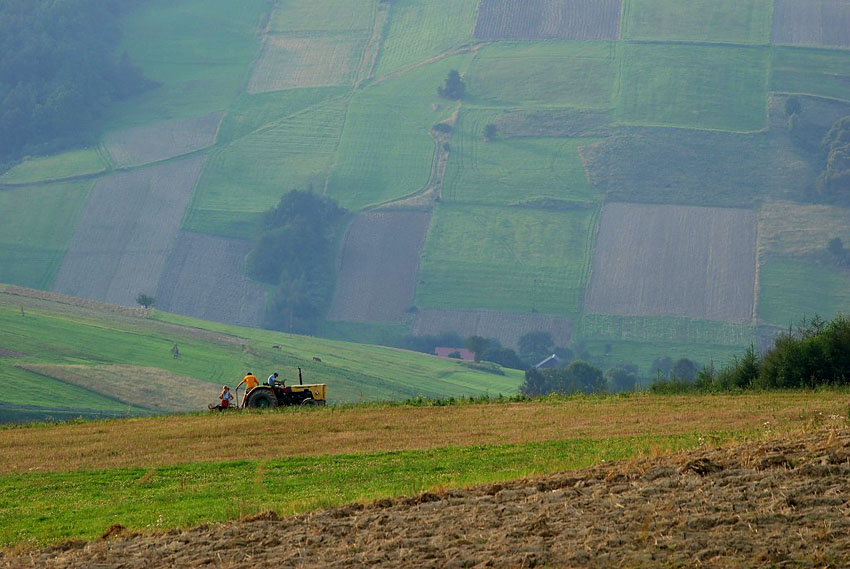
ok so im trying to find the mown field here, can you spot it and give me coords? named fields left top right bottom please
left=0, top=149, right=108, bottom=185
left=622, top=0, right=773, bottom=44
left=757, top=257, right=850, bottom=327
left=0, top=287, right=522, bottom=421
left=0, top=390, right=845, bottom=546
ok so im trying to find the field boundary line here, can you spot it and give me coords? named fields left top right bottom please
left=369, top=43, right=483, bottom=88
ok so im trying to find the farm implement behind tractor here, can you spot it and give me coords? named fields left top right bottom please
left=240, top=368, right=327, bottom=409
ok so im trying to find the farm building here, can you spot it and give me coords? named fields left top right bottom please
left=534, top=354, right=564, bottom=369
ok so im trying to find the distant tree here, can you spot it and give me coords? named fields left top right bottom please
left=520, top=368, right=550, bottom=397
left=447, top=351, right=462, bottom=359
left=650, top=356, right=673, bottom=378
left=465, top=336, right=496, bottom=361
left=828, top=237, right=845, bottom=257
left=437, top=70, right=465, bottom=100
left=816, top=116, right=850, bottom=200
left=136, top=293, right=154, bottom=309
left=671, top=358, right=699, bottom=381
left=518, top=331, right=554, bottom=365
left=606, top=366, right=637, bottom=392
left=432, top=122, right=452, bottom=133
left=481, top=347, right=525, bottom=370
left=784, top=96, right=802, bottom=118
left=483, top=123, right=498, bottom=141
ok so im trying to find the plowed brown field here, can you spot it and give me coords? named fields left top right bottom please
left=6, top=430, right=849, bottom=568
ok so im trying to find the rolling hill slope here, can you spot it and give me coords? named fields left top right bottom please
left=1, top=0, right=850, bottom=378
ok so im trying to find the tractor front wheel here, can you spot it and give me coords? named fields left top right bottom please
left=301, top=398, right=317, bottom=406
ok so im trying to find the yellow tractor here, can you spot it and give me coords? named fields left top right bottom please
left=242, top=368, right=327, bottom=409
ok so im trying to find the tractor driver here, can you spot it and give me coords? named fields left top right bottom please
left=235, top=372, right=259, bottom=407
left=267, top=372, right=279, bottom=386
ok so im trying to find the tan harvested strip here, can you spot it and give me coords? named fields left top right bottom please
left=0, top=392, right=845, bottom=474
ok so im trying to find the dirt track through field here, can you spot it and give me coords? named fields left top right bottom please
left=7, top=430, right=849, bottom=568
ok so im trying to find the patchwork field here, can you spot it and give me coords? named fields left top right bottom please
left=327, top=53, right=473, bottom=210
left=412, top=309, right=573, bottom=350
left=102, top=113, right=223, bottom=168
left=154, top=232, right=266, bottom=328
left=108, top=0, right=271, bottom=129
left=0, top=149, right=108, bottom=185
left=442, top=109, right=601, bottom=206
left=579, top=314, right=753, bottom=348
left=622, top=0, right=773, bottom=44
left=615, top=43, right=769, bottom=132
left=329, top=211, right=431, bottom=323
left=467, top=42, right=617, bottom=109
left=585, top=203, right=757, bottom=323
left=772, top=0, right=850, bottom=48
left=771, top=47, right=850, bottom=102
left=248, top=36, right=365, bottom=93
left=757, top=257, right=850, bottom=327
left=416, top=204, right=598, bottom=316
left=475, top=0, right=622, bottom=41
left=52, top=156, right=206, bottom=307
left=758, top=201, right=850, bottom=258
left=375, top=0, right=478, bottom=76
left=186, top=97, right=348, bottom=238
left=268, top=0, right=376, bottom=33
left=0, top=181, right=92, bottom=290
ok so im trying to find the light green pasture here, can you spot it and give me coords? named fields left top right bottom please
left=581, top=339, right=745, bottom=379
left=615, top=43, right=770, bottom=132
left=771, top=47, right=850, bottom=102
left=622, top=0, right=773, bottom=44
left=467, top=42, right=617, bottom=108
left=415, top=204, right=599, bottom=316
left=579, top=315, right=754, bottom=347
left=107, top=0, right=273, bottom=129
left=443, top=108, right=600, bottom=206
left=0, top=149, right=108, bottom=185
left=376, top=0, right=479, bottom=76
left=186, top=97, right=349, bottom=238
left=0, top=181, right=91, bottom=289
left=758, top=257, right=850, bottom=327
left=327, top=53, right=474, bottom=210
left=270, top=0, right=377, bottom=33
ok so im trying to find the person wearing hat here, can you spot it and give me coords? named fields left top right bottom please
left=235, top=372, right=259, bottom=407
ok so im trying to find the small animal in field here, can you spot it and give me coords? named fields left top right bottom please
left=313, top=356, right=322, bottom=363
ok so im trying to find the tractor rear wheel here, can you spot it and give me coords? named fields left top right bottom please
left=246, top=389, right=278, bottom=409
left=301, top=398, right=317, bottom=406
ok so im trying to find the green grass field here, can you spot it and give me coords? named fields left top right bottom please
left=622, top=0, right=773, bottom=44
left=415, top=204, right=599, bottom=316
left=105, top=0, right=272, bottom=130
left=0, top=182, right=92, bottom=289
left=0, top=149, right=109, bottom=185
left=269, top=0, right=376, bottom=33
left=327, top=53, right=473, bottom=210
left=771, top=46, right=850, bottom=102
left=758, top=257, right=850, bottom=327
left=185, top=97, right=349, bottom=238
left=375, top=0, right=478, bottom=76
left=0, top=289, right=522, bottom=417
left=0, top=433, right=702, bottom=546
left=467, top=42, right=617, bottom=109
left=442, top=108, right=601, bottom=206
left=615, top=43, right=770, bottom=132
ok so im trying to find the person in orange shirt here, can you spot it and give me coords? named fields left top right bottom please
left=235, top=372, right=259, bottom=407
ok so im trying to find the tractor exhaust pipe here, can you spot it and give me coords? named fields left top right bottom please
left=298, top=367, right=303, bottom=385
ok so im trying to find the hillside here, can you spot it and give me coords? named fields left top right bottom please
left=1, top=0, right=850, bottom=376
left=0, top=285, right=522, bottom=422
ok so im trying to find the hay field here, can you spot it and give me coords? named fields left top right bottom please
left=467, top=42, right=617, bottom=108
left=103, top=113, right=222, bottom=168
left=771, top=47, right=850, bottom=102
left=772, top=0, right=850, bottom=48
left=155, top=232, right=265, bottom=328
left=17, top=364, right=215, bottom=413
left=615, top=43, right=769, bottom=132
left=622, top=0, right=773, bottom=44
left=0, top=181, right=92, bottom=290
left=329, top=211, right=431, bottom=323
left=327, top=53, right=473, bottom=210
left=108, top=0, right=270, bottom=129
left=415, top=204, right=598, bottom=316
left=268, top=0, right=376, bottom=33
left=0, top=149, right=108, bottom=185
left=475, top=0, right=622, bottom=41
left=758, top=257, right=850, bottom=326
left=412, top=309, right=573, bottom=350
left=375, top=0, right=478, bottom=75
left=248, top=36, right=365, bottom=93
left=52, top=156, right=206, bottom=307
left=186, top=98, right=348, bottom=238
left=758, top=201, right=850, bottom=258
left=442, top=109, right=601, bottom=206
left=585, top=203, right=757, bottom=323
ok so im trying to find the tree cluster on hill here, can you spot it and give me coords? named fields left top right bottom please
left=437, top=70, right=465, bottom=100
left=246, top=190, right=347, bottom=334
left=520, top=361, right=606, bottom=396
left=816, top=116, right=850, bottom=202
left=0, top=0, right=154, bottom=162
